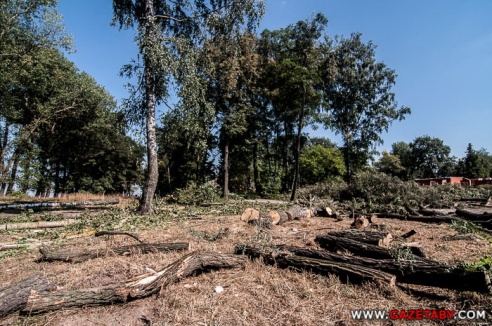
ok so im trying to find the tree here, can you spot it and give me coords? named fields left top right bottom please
left=373, top=151, right=405, bottom=178
left=299, top=145, right=345, bottom=185
left=408, top=136, right=455, bottom=178
left=259, top=13, right=329, bottom=201
left=322, top=33, right=410, bottom=179
left=112, top=0, right=264, bottom=213
left=456, top=144, right=492, bottom=178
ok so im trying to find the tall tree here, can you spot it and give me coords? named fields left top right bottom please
left=259, top=13, right=329, bottom=201
left=456, top=144, right=492, bottom=178
left=323, top=33, right=410, bottom=179
left=408, top=135, right=455, bottom=178
left=112, top=0, right=264, bottom=213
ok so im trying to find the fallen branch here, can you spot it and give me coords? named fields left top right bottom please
left=95, top=231, right=145, bottom=244
left=39, top=243, right=190, bottom=263
left=325, top=230, right=393, bottom=248
left=0, top=274, right=54, bottom=317
left=274, top=245, right=490, bottom=293
left=0, top=219, right=78, bottom=231
left=23, top=252, right=245, bottom=314
left=235, top=245, right=396, bottom=287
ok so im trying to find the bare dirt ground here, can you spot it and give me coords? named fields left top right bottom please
left=1, top=201, right=492, bottom=325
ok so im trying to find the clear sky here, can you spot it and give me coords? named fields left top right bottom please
left=56, top=0, right=492, bottom=158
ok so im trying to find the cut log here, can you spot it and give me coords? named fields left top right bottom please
left=375, top=213, right=457, bottom=224
left=1, top=219, right=78, bottom=231
left=268, top=210, right=288, bottom=225
left=274, top=245, right=490, bottom=293
left=419, top=207, right=456, bottom=216
left=39, top=243, right=190, bottom=263
left=315, top=234, right=425, bottom=261
left=248, top=211, right=272, bottom=229
left=0, top=274, right=54, bottom=317
left=400, top=230, right=417, bottom=239
left=351, top=216, right=369, bottom=229
left=368, top=214, right=379, bottom=224
left=312, top=205, right=334, bottom=217
left=0, top=199, right=119, bottom=211
left=235, top=245, right=396, bottom=287
left=240, top=208, right=260, bottom=222
left=286, top=205, right=311, bottom=220
left=23, top=252, right=245, bottom=314
left=398, top=242, right=426, bottom=258
left=456, top=208, right=492, bottom=221
left=326, top=231, right=393, bottom=248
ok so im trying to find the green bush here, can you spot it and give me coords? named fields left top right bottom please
left=176, top=181, right=221, bottom=205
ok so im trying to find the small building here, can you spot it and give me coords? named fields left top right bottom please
left=414, top=177, right=464, bottom=186
left=462, top=178, right=492, bottom=187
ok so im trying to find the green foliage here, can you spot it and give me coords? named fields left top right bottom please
left=465, top=257, right=492, bottom=273
left=450, top=220, right=481, bottom=235
left=374, top=151, right=405, bottom=177
left=456, top=144, right=492, bottom=178
left=176, top=181, right=221, bottom=205
left=408, top=135, right=456, bottom=178
left=300, top=145, right=345, bottom=185
left=323, top=33, right=410, bottom=178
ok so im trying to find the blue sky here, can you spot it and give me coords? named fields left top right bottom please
left=57, top=0, right=492, bottom=158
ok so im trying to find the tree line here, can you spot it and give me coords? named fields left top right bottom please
left=3, top=1, right=486, bottom=214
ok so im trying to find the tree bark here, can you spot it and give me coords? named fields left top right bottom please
left=235, top=245, right=396, bottom=287
left=22, top=252, right=245, bottom=314
left=0, top=274, right=54, bottom=317
left=290, top=84, right=306, bottom=202
left=456, top=208, right=492, bottom=221
left=315, top=234, right=424, bottom=261
left=326, top=231, right=393, bottom=248
left=223, top=139, right=229, bottom=199
left=39, top=243, right=189, bottom=263
left=139, top=0, right=159, bottom=215
left=275, top=245, right=490, bottom=293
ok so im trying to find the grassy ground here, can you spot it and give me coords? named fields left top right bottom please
left=1, top=197, right=491, bottom=325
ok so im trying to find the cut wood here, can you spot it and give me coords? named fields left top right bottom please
left=368, top=215, right=379, bottom=224
left=23, top=252, right=245, bottom=314
left=240, top=208, right=260, bottom=222
left=400, top=230, right=417, bottom=239
left=0, top=274, right=54, bottom=317
left=312, top=205, right=334, bottom=217
left=268, top=210, right=288, bottom=226
left=326, top=231, right=393, bottom=248
left=456, top=208, right=492, bottom=221
left=375, top=213, right=457, bottom=224
left=1, top=219, right=78, bottom=231
left=419, top=208, right=456, bottom=216
left=286, top=205, right=311, bottom=220
left=235, top=245, right=396, bottom=287
left=39, top=243, right=189, bottom=263
left=248, top=211, right=272, bottom=229
left=274, top=245, right=490, bottom=293
left=315, top=234, right=425, bottom=261
left=351, top=216, right=369, bottom=229
left=0, top=199, right=119, bottom=211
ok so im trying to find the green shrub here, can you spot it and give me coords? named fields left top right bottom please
left=176, top=181, right=221, bottom=205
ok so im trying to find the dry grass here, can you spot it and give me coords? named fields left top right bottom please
left=1, top=204, right=492, bottom=325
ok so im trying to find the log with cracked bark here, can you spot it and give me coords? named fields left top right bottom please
left=22, top=252, right=245, bottom=314
left=315, top=234, right=427, bottom=261
left=0, top=274, right=55, bottom=317
left=235, top=245, right=396, bottom=287
left=39, top=243, right=190, bottom=263
left=274, top=245, right=490, bottom=293
left=326, top=231, right=393, bottom=248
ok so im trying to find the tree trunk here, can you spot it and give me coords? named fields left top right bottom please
left=315, top=234, right=425, bottom=261
left=275, top=245, right=490, bottom=293
left=39, top=243, right=189, bottom=263
left=22, top=252, right=245, bottom=314
left=290, top=84, right=306, bottom=202
left=139, top=0, right=159, bottom=215
left=456, top=208, right=492, bottom=221
left=326, top=231, right=393, bottom=248
left=235, top=245, right=396, bottom=287
left=253, top=141, right=261, bottom=195
left=0, top=274, right=54, bottom=318
left=223, top=139, right=229, bottom=199
left=5, top=151, right=19, bottom=195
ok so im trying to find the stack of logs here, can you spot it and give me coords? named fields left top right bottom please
left=235, top=229, right=491, bottom=294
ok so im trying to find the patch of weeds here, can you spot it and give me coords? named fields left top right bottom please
left=189, top=228, right=231, bottom=242
left=451, top=220, right=480, bottom=235
left=176, top=181, right=221, bottom=205
left=0, top=246, right=29, bottom=260
left=464, top=256, right=492, bottom=273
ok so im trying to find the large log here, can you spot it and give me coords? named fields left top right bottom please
left=23, top=252, right=245, bottom=314
left=235, top=245, right=396, bottom=287
left=315, top=234, right=425, bottom=261
left=268, top=210, right=288, bottom=226
left=0, top=274, right=54, bottom=317
left=39, top=243, right=190, bottom=263
left=326, top=231, right=393, bottom=248
left=375, top=213, right=457, bottom=224
left=1, top=219, right=79, bottom=231
left=0, top=199, right=119, bottom=211
left=456, top=208, right=492, bottom=221
left=275, top=245, right=490, bottom=293
left=286, top=205, right=311, bottom=220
